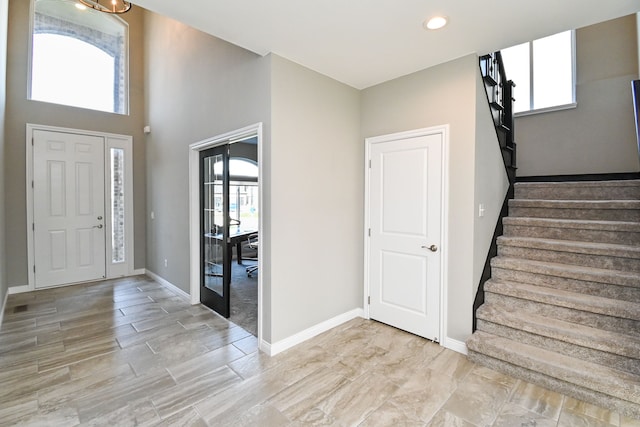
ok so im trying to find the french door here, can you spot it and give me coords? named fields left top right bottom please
left=200, top=144, right=231, bottom=317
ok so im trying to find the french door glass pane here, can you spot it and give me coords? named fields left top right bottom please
left=229, top=183, right=259, bottom=230
left=203, top=154, right=224, bottom=297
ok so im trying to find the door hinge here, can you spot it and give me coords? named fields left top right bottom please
left=33, top=265, right=36, bottom=273
left=368, top=296, right=371, bottom=305
left=31, top=180, right=34, bottom=189
left=368, top=159, right=371, bottom=168
left=31, top=138, right=34, bottom=146
left=368, top=228, right=371, bottom=237
left=32, top=223, right=34, bottom=231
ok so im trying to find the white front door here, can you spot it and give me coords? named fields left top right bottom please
left=368, top=130, right=443, bottom=341
left=33, top=130, right=106, bottom=288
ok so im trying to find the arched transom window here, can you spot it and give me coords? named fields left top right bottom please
left=30, top=0, right=129, bottom=114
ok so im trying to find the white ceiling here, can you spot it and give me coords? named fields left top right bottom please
left=129, top=0, right=640, bottom=89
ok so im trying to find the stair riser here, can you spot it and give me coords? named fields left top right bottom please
left=514, top=185, right=640, bottom=201
left=503, top=224, right=640, bottom=246
left=509, top=206, right=640, bottom=221
left=491, top=266, right=640, bottom=303
left=476, top=319, right=640, bottom=376
left=467, top=350, right=640, bottom=419
left=485, top=292, right=640, bottom=338
left=498, top=245, right=640, bottom=273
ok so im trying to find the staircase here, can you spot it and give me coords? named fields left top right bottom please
left=467, top=179, right=640, bottom=418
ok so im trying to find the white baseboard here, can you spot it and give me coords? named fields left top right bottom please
left=8, top=285, right=31, bottom=295
left=263, top=308, right=365, bottom=357
left=0, top=290, right=8, bottom=331
left=442, top=337, right=468, bottom=355
left=145, top=270, right=191, bottom=302
left=6, top=270, right=147, bottom=296
left=258, top=339, right=272, bottom=355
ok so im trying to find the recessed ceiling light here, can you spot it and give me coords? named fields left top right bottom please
left=75, top=2, right=87, bottom=10
left=424, top=16, right=448, bottom=30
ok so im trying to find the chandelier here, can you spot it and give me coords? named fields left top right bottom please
left=78, top=0, right=132, bottom=14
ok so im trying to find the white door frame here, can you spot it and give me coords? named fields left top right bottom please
left=26, top=123, right=135, bottom=291
left=364, top=125, right=450, bottom=345
left=188, top=122, right=263, bottom=346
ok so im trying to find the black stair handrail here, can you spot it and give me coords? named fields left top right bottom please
left=480, top=51, right=517, bottom=173
left=632, top=80, right=640, bottom=165
left=474, top=52, right=517, bottom=330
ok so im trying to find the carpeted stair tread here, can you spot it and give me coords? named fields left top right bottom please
left=503, top=217, right=640, bottom=233
left=497, top=236, right=640, bottom=260
left=491, top=258, right=640, bottom=303
left=509, top=199, right=640, bottom=221
left=476, top=319, right=640, bottom=376
left=502, top=217, right=640, bottom=246
left=485, top=279, right=640, bottom=321
left=476, top=303, right=640, bottom=359
left=515, top=180, right=640, bottom=188
left=510, top=199, right=640, bottom=209
left=514, top=180, right=640, bottom=200
left=466, top=331, right=640, bottom=406
left=490, top=256, right=640, bottom=289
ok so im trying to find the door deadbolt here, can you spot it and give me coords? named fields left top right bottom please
left=97, top=216, right=103, bottom=220
left=421, top=244, right=438, bottom=252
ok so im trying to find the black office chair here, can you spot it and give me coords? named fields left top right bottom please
left=244, top=233, right=258, bottom=277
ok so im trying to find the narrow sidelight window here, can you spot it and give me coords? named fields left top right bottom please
left=110, top=148, right=125, bottom=263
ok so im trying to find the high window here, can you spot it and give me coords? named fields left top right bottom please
left=501, top=30, right=575, bottom=115
left=30, top=0, right=129, bottom=114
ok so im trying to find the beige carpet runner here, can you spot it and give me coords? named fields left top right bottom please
left=467, top=180, right=640, bottom=418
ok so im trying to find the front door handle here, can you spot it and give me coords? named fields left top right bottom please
left=94, top=224, right=103, bottom=229
left=421, top=244, right=438, bottom=252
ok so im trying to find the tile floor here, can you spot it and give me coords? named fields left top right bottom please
left=0, top=276, right=637, bottom=426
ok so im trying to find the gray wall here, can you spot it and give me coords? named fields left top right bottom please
left=0, top=0, right=9, bottom=312
left=516, top=15, right=640, bottom=177
left=5, top=0, right=147, bottom=287
left=362, top=54, right=507, bottom=343
left=142, top=10, right=270, bottom=326
left=473, top=71, right=510, bottom=294
left=269, top=54, right=362, bottom=343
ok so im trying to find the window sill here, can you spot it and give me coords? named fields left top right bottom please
left=514, top=102, right=577, bottom=118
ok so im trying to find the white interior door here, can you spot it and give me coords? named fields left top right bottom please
left=368, top=131, right=442, bottom=341
left=33, top=130, right=106, bottom=288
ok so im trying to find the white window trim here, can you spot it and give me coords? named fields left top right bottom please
left=25, top=123, right=135, bottom=291
left=514, top=102, right=577, bottom=118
